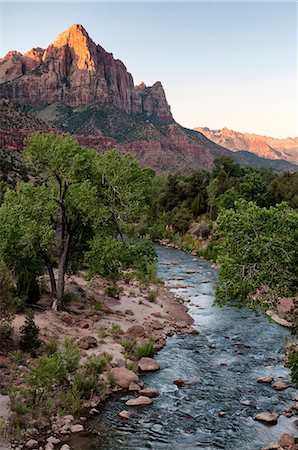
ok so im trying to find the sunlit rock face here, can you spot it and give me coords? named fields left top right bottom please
left=0, top=24, right=173, bottom=123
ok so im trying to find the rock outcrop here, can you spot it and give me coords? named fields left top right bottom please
left=0, top=24, right=173, bottom=123
left=196, top=127, right=298, bottom=165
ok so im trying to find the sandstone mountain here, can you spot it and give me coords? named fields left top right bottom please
left=0, top=24, right=172, bottom=123
left=0, top=24, right=297, bottom=174
left=196, top=127, right=298, bottom=165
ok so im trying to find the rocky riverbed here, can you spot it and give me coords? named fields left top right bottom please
left=68, top=245, right=298, bottom=450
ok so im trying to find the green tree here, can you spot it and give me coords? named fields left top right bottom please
left=215, top=200, right=298, bottom=307
left=0, top=133, right=153, bottom=309
left=0, top=259, right=15, bottom=341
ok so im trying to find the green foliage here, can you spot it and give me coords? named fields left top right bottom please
left=286, top=350, right=298, bottom=387
left=121, top=337, right=137, bottom=354
left=0, top=259, right=15, bottom=343
left=57, top=339, right=80, bottom=373
left=19, top=310, right=40, bottom=356
left=136, top=338, right=155, bottom=358
left=86, top=236, right=156, bottom=281
left=110, top=323, right=124, bottom=338
left=105, top=284, right=123, bottom=299
left=63, top=292, right=80, bottom=304
left=215, top=201, right=298, bottom=306
left=147, top=289, right=158, bottom=303
left=98, top=326, right=107, bottom=340
left=0, top=133, right=154, bottom=308
left=84, top=354, right=112, bottom=375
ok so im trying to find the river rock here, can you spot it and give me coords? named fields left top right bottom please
left=279, top=433, right=295, bottom=447
left=118, top=410, right=131, bottom=419
left=140, top=387, right=159, bottom=398
left=128, top=381, right=141, bottom=391
left=25, top=440, right=39, bottom=449
left=255, top=412, right=279, bottom=424
left=125, top=396, right=153, bottom=406
left=173, top=378, right=185, bottom=388
left=78, top=336, right=98, bottom=350
left=138, top=357, right=160, bottom=372
left=60, top=445, right=71, bottom=450
left=272, top=380, right=288, bottom=390
left=257, top=377, right=273, bottom=384
left=110, top=367, right=139, bottom=388
left=125, top=325, right=147, bottom=337
left=47, top=436, right=60, bottom=445
left=70, top=424, right=84, bottom=433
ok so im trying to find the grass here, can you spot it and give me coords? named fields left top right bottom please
left=136, top=338, right=155, bottom=359
left=110, top=323, right=124, bottom=338
left=147, top=289, right=158, bottom=303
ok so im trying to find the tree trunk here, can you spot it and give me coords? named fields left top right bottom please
left=56, top=234, right=71, bottom=310
left=47, top=263, right=57, bottom=299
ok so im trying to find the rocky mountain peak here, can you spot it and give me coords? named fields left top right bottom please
left=0, top=25, right=173, bottom=122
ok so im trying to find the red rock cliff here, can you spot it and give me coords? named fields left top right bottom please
left=0, top=24, right=173, bottom=123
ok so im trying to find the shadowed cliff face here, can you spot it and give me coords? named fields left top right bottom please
left=0, top=24, right=173, bottom=123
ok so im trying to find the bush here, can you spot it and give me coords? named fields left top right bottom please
left=84, top=354, right=112, bottom=375
left=286, top=350, right=298, bottom=387
left=215, top=201, right=298, bottom=307
left=147, top=289, right=158, bottom=303
left=121, top=337, right=136, bottom=354
left=136, top=338, right=155, bottom=358
left=110, top=323, right=124, bottom=338
left=105, top=284, right=123, bottom=299
left=0, top=259, right=15, bottom=345
left=19, top=310, right=40, bottom=356
left=58, top=339, right=80, bottom=373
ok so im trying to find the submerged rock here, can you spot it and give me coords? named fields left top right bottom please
left=257, top=377, right=273, bottom=384
left=118, top=410, right=131, bottom=419
left=272, top=380, right=289, bottom=391
left=255, top=412, right=279, bottom=425
left=140, top=387, right=160, bottom=398
left=125, top=396, right=153, bottom=406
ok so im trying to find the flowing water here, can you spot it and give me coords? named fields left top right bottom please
left=72, top=246, right=297, bottom=450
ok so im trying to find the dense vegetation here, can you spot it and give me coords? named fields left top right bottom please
left=140, top=156, right=298, bottom=308
left=0, top=133, right=155, bottom=310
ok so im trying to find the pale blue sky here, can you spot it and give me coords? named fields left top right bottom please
left=0, top=2, right=297, bottom=138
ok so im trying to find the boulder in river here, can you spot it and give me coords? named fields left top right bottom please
left=138, top=357, right=160, bottom=372
left=254, top=412, right=279, bottom=425
left=257, top=377, right=273, bottom=384
left=278, top=433, right=295, bottom=447
left=272, top=380, right=288, bottom=390
left=125, top=396, right=153, bottom=407
left=140, top=387, right=160, bottom=398
left=118, top=410, right=131, bottom=419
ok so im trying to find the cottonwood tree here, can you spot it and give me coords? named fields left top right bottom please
left=0, top=133, right=153, bottom=310
left=215, top=200, right=298, bottom=307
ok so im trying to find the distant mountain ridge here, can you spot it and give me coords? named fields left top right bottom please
left=196, top=127, right=298, bottom=165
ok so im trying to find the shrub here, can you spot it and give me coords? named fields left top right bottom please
left=286, top=350, right=298, bottom=387
left=110, top=323, right=124, bottom=338
left=147, top=289, right=158, bottom=303
left=84, top=354, right=112, bottom=375
left=0, top=259, right=15, bottom=345
left=136, top=338, right=155, bottom=358
left=58, top=339, right=80, bottom=373
left=98, top=326, right=107, bottom=340
left=19, top=310, right=40, bottom=356
left=64, top=292, right=80, bottom=304
left=107, top=371, right=116, bottom=388
left=121, top=337, right=136, bottom=354
left=105, top=284, right=123, bottom=299
left=45, top=338, right=59, bottom=355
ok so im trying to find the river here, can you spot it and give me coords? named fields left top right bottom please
left=72, top=245, right=297, bottom=449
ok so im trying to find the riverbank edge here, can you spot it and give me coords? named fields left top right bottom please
left=0, top=269, right=196, bottom=450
